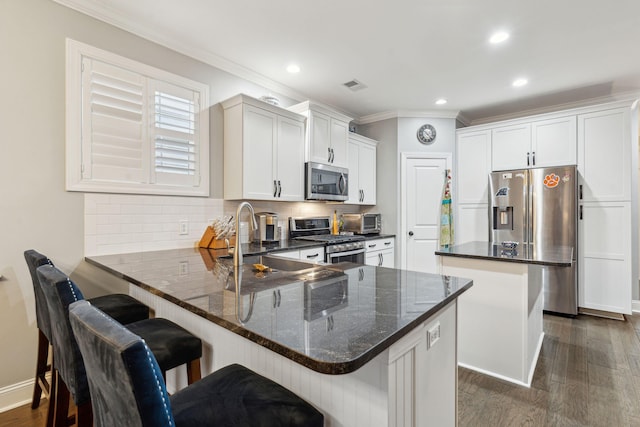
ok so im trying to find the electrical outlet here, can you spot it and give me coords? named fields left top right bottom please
left=179, top=220, right=189, bottom=235
left=178, top=261, right=189, bottom=275
left=427, top=322, right=441, bottom=349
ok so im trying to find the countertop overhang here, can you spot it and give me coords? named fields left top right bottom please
left=86, top=247, right=471, bottom=375
left=435, top=241, right=573, bottom=267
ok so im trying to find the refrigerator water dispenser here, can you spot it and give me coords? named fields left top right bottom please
left=492, top=206, right=514, bottom=230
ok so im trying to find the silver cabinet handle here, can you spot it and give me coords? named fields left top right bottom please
left=328, top=147, right=332, bottom=163
left=277, top=180, right=281, bottom=197
left=526, top=152, right=530, bottom=166
left=368, top=243, right=377, bottom=248
left=384, top=242, right=391, bottom=246
left=273, top=180, right=278, bottom=197
left=532, top=151, right=536, bottom=166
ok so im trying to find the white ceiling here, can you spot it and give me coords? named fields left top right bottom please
left=55, top=0, right=640, bottom=123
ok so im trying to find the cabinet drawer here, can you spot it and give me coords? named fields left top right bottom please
left=366, top=237, right=394, bottom=252
left=299, top=247, right=325, bottom=262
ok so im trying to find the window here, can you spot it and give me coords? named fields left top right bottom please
left=66, top=39, right=210, bottom=196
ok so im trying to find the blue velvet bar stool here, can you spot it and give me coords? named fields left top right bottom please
left=36, top=264, right=203, bottom=427
left=68, top=299, right=324, bottom=427
left=23, top=249, right=150, bottom=419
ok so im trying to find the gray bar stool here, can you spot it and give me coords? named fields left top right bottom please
left=24, top=250, right=149, bottom=425
left=69, top=299, right=324, bottom=427
left=37, top=264, right=203, bottom=427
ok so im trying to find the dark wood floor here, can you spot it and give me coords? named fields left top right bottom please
left=3, top=314, right=640, bottom=426
left=459, top=313, right=640, bottom=427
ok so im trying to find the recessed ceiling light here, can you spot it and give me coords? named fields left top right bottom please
left=512, top=78, right=528, bottom=87
left=286, top=64, right=300, bottom=73
left=489, top=31, right=510, bottom=44
left=435, top=99, right=447, bottom=105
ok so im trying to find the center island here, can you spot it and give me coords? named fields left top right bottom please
left=86, top=247, right=472, bottom=427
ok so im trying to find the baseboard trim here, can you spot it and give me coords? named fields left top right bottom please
left=632, top=300, right=640, bottom=313
left=458, top=362, right=531, bottom=388
left=0, top=378, right=34, bottom=413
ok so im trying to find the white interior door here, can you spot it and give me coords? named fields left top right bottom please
left=402, top=154, right=450, bottom=273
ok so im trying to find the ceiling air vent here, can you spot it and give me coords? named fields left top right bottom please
left=343, top=79, right=368, bottom=92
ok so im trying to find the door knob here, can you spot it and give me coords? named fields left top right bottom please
left=408, top=231, right=414, bottom=236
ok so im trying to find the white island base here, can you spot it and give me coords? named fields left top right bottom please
left=439, top=257, right=544, bottom=387
left=130, top=285, right=459, bottom=427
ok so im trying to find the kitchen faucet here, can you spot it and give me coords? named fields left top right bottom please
left=234, top=201, right=258, bottom=266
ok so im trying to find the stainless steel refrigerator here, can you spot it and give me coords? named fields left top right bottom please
left=489, top=165, right=577, bottom=315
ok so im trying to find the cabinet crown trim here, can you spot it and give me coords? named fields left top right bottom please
left=288, top=100, right=353, bottom=122
left=221, top=94, right=306, bottom=122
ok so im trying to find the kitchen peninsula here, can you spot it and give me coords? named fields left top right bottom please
left=87, top=247, right=472, bottom=427
left=436, top=241, right=573, bottom=386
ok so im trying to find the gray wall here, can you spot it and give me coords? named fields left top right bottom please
left=0, top=0, right=299, bottom=396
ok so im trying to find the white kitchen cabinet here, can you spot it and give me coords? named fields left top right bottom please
left=491, top=117, right=576, bottom=171
left=578, top=107, right=631, bottom=202
left=222, top=94, right=305, bottom=201
left=491, top=123, right=531, bottom=171
left=456, top=129, right=491, bottom=204
left=287, top=101, right=352, bottom=168
left=347, top=133, right=377, bottom=205
left=578, top=201, right=632, bottom=314
left=365, top=237, right=394, bottom=268
left=456, top=204, right=489, bottom=244
left=531, top=116, right=577, bottom=167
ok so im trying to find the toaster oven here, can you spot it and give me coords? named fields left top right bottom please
left=341, top=213, right=381, bottom=234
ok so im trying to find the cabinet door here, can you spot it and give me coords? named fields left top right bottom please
left=456, top=203, right=489, bottom=244
left=491, top=123, right=531, bottom=171
left=244, top=106, right=276, bottom=199
left=330, top=118, right=349, bottom=168
left=456, top=130, right=491, bottom=204
left=380, top=248, right=394, bottom=268
left=273, top=282, right=304, bottom=348
left=578, top=108, right=631, bottom=202
left=365, top=251, right=380, bottom=267
left=276, top=116, right=305, bottom=201
left=309, top=110, right=331, bottom=164
left=531, top=116, right=576, bottom=167
left=346, top=139, right=360, bottom=204
left=579, top=201, right=631, bottom=314
left=359, top=142, right=377, bottom=204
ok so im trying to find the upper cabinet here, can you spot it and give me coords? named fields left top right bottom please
left=222, top=94, right=305, bottom=201
left=578, top=107, right=631, bottom=202
left=456, top=129, right=491, bottom=204
left=491, top=116, right=576, bottom=171
left=347, top=133, right=377, bottom=205
left=287, top=101, right=352, bottom=168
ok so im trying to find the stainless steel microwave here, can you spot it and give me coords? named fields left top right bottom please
left=305, top=162, right=348, bottom=201
left=341, top=213, right=381, bottom=234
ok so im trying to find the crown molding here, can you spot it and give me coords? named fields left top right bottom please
left=52, top=0, right=308, bottom=103
left=356, top=109, right=461, bottom=125
left=467, top=91, right=640, bottom=126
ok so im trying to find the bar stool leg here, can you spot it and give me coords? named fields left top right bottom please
left=32, top=329, right=51, bottom=409
left=76, top=401, right=93, bottom=427
left=53, top=372, right=70, bottom=427
left=186, top=359, right=201, bottom=384
left=46, top=367, right=57, bottom=427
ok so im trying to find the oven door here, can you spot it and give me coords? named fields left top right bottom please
left=327, top=248, right=365, bottom=264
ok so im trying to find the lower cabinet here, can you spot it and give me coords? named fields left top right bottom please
left=365, top=237, right=395, bottom=267
left=272, top=246, right=325, bottom=263
left=579, top=201, right=632, bottom=314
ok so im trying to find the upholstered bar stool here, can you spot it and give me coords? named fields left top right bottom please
left=37, top=265, right=203, bottom=427
left=24, top=249, right=150, bottom=414
left=69, top=299, right=324, bottom=427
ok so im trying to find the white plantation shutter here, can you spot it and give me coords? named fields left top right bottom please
left=67, top=39, right=209, bottom=196
left=150, top=81, right=200, bottom=186
left=82, top=58, right=148, bottom=183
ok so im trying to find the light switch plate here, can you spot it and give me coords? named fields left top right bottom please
left=427, top=322, right=441, bottom=349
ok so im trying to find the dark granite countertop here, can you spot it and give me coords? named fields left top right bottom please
left=86, top=248, right=471, bottom=375
left=436, top=241, right=573, bottom=267
left=231, top=239, right=325, bottom=256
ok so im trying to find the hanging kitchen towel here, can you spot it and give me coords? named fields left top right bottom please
left=439, top=169, right=454, bottom=249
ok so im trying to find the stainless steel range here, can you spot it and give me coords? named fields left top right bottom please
left=289, top=217, right=365, bottom=264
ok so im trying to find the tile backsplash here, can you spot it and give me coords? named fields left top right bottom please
left=85, top=194, right=366, bottom=255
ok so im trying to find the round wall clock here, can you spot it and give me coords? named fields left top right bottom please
left=417, top=124, right=436, bottom=145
